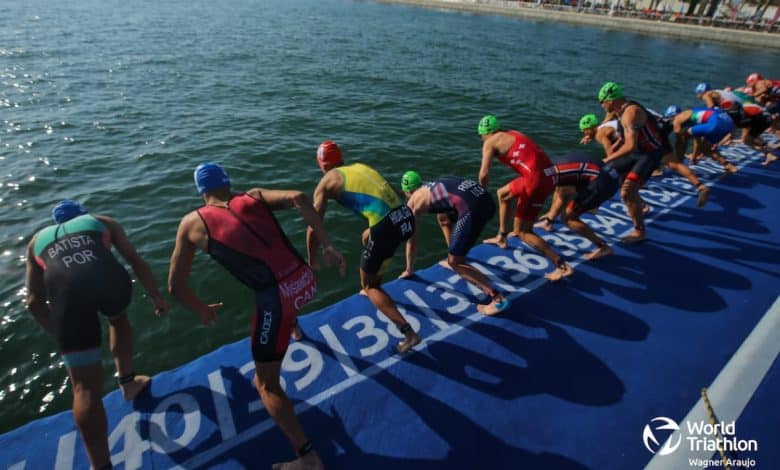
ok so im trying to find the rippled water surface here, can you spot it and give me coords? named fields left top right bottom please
left=1, top=0, right=777, bottom=432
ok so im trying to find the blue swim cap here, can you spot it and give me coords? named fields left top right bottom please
left=664, top=105, right=681, bottom=118
left=52, top=199, right=87, bottom=224
left=695, top=82, right=712, bottom=94
left=194, top=162, right=231, bottom=195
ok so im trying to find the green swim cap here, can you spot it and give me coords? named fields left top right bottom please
left=579, top=114, right=599, bottom=130
left=598, top=81, right=624, bottom=102
left=477, top=115, right=500, bottom=135
left=401, top=170, right=422, bottom=192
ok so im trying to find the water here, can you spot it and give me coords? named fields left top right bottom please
left=0, top=0, right=777, bottom=433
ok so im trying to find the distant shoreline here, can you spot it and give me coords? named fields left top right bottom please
left=373, top=0, right=780, bottom=50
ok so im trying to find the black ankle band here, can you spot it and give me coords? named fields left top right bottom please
left=297, top=441, right=313, bottom=457
left=500, top=231, right=509, bottom=238
left=118, top=372, right=136, bottom=385
left=97, top=464, right=113, bottom=470
left=400, top=323, right=412, bottom=335
left=555, top=257, right=566, bottom=269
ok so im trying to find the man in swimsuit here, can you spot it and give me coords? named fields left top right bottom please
left=398, top=171, right=509, bottom=315
left=697, top=82, right=772, bottom=152
left=306, top=141, right=422, bottom=353
left=477, top=115, right=574, bottom=282
left=25, top=200, right=169, bottom=470
left=598, top=81, right=666, bottom=243
left=667, top=106, right=741, bottom=174
left=746, top=72, right=780, bottom=117
left=169, top=163, right=345, bottom=470
left=545, top=151, right=618, bottom=259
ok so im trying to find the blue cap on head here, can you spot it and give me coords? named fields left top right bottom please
left=664, top=105, right=681, bottom=118
left=194, top=162, right=231, bottom=195
left=695, top=82, right=712, bottom=94
left=52, top=199, right=87, bottom=224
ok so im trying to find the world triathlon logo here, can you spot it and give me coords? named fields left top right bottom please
left=642, top=417, right=682, bottom=455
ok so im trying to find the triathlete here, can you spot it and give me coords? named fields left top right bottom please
left=306, top=141, right=422, bottom=353
left=477, top=115, right=574, bottom=282
left=399, top=172, right=509, bottom=315
left=597, top=81, right=666, bottom=243
left=25, top=200, right=169, bottom=470
left=667, top=106, right=741, bottom=174
left=168, top=162, right=345, bottom=470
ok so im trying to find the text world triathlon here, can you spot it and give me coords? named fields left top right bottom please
left=686, top=421, right=758, bottom=452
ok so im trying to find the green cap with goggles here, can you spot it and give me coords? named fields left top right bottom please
left=579, top=113, right=600, bottom=130
left=477, top=115, right=500, bottom=135
left=598, top=81, right=624, bottom=102
left=401, top=170, right=422, bottom=192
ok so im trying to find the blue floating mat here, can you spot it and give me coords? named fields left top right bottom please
left=2, top=144, right=778, bottom=469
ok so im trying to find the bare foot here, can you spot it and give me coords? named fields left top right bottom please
left=762, top=153, right=778, bottom=166
left=476, top=297, right=510, bottom=316
left=651, top=168, right=663, bottom=177
left=584, top=244, right=613, bottom=260
left=642, top=203, right=652, bottom=215
left=533, top=216, right=554, bottom=232
left=696, top=186, right=709, bottom=208
left=272, top=450, right=324, bottom=470
left=120, top=374, right=151, bottom=401
left=438, top=260, right=453, bottom=271
left=544, top=262, right=574, bottom=282
left=621, top=230, right=647, bottom=244
left=724, top=163, right=738, bottom=174
left=483, top=234, right=508, bottom=249
left=291, top=322, right=303, bottom=341
left=397, top=332, right=422, bottom=354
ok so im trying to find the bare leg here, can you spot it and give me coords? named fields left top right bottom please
left=534, top=187, right=566, bottom=232
left=562, top=211, right=612, bottom=261
left=291, top=318, right=303, bottom=341
left=254, top=361, right=323, bottom=470
left=108, top=313, right=150, bottom=400
left=665, top=159, right=708, bottom=207
left=361, top=270, right=420, bottom=353
left=620, top=179, right=647, bottom=243
left=514, top=220, right=573, bottom=281
left=436, top=213, right=453, bottom=248
left=446, top=254, right=507, bottom=315
left=484, top=185, right=513, bottom=248
left=69, top=363, right=111, bottom=470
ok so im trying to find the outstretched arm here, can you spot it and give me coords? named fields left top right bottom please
left=478, top=139, right=494, bottom=190
left=304, top=177, right=332, bottom=269
left=168, top=213, right=222, bottom=325
left=258, top=188, right=346, bottom=277
left=97, top=215, right=169, bottom=316
left=24, top=239, right=57, bottom=338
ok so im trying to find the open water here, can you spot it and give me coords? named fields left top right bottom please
left=1, top=0, right=778, bottom=432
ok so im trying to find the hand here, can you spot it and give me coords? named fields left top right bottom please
left=153, top=297, right=170, bottom=317
left=199, top=302, right=223, bottom=326
left=323, top=244, right=347, bottom=277
left=398, top=269, right=414, bottom=279
left=580, top=135, right=592, bottom=145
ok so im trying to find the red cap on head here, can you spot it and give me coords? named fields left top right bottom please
left=746, top=73, right=762, bottom=85
left=317, top=140, right=343, bottom=171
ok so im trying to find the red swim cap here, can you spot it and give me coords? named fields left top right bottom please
left=746, top=73, right=762, bottom=85
left=317, top=140, right=343, bottom=171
